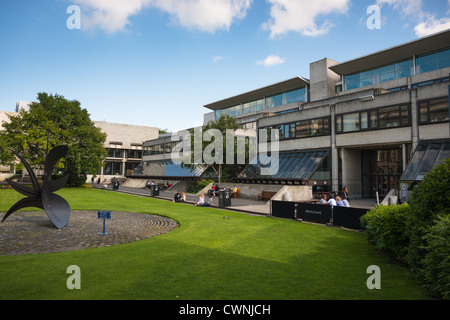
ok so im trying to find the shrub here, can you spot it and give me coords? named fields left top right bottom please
left=360, top=203, right=411, bottom=262
left=421, top=215, right=450, bottom=299
left=406, top=158, right=450, bottom=273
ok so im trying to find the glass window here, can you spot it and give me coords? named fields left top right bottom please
left=344, top=59, right=413, bottom=90
left=400, top=105, right=409, bottom=125
left=323, top=117, right=330, bottom=134
left=360, top=70, right=373, bottom=80
left=309, top=118, right=322, bottom=136
left=378, top=63, right=395, bottom=74
left=395, top=59, right=412, bottom=78
left=361, top=112, right=368, bottom=129
left=438, top=58, right=450, bottom=69
left=266, top=93, right=283, bottom=108
left=127, top=149, right=142, bottom=158
left=342, top=113, right=360, bottom=132
left=417, top=52, right=437, bottom=65
left=256, top=99, right=265, bottom=111
left=296, top=121, right=308, bottom=138
left=104, top=162, right=123, bottom=175
left=242, top=101, right=252, bottom=114
left=370, top=111, right=378, bottom=128
left=290, top=123, right=296, bottom=138
left=286, top=88, right=305, bottom=104
left=419, top=98, right=449, bottom=123
left=437, top=48, right=450, bottom=60
left=379, top=106, right=400, bottom=128
left=418, top=62, right=438, bottom=74
left=107, top=148, right=124, bottom=158
left=415, top=48, right=450, bottom=74
left=380, top=72, right=395, bottom=82
left=284, top=124, right=290, bottom=139
left=336, top=115, right=342, bottom=133
left=429, top=98, right=449, bottom=123
left=419, top=103, right=429, bottom=123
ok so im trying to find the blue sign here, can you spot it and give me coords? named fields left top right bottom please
left=98, top=210, right=111, bottom=219
left=98, top=211, right=111, bottom=235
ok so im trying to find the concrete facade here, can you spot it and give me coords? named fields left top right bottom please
left=202, top=30, right=450, bottom=200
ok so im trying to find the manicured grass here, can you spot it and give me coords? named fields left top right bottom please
left=0, top=188, right=430, bottom=300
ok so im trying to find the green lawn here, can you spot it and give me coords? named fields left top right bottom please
left=0, top=188, right=430, bottom=300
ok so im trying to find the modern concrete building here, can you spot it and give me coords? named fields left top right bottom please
left=93, top=121, right=159, bottom=179
left=202, top=30, right=450, bottom=200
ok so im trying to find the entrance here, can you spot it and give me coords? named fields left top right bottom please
left=362, top=147, right=403, bottom=199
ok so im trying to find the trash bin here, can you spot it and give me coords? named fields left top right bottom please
left=154, top=184, right=159, bottom=196
left=219, top=189, right=231, bottom=208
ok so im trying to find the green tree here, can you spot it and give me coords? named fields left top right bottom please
left=406, top=158, right=450, bottom=274
left=185, top=115, right=253, bottom=183
left=0, top=92, right=107, bottom=186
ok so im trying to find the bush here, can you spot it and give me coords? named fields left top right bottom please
left=360, top=203, right=411, bottom=262
left=421, top=215, right=450, bottom=299
left=407, top=158, right=450, bottom=273
left=361, top=159, right=450, bottom=299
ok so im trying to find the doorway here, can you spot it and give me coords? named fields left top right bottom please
left=362, top=147, right=403, bottom=199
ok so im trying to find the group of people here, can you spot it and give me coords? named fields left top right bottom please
left=194, top=194, right=213, bottom=207
left=173, top=191, right=186, bottom=203
left=319, top=186, right=350, bottom=207
left=208, top=184, right=220, bottom=196
left=173, top=191, right=214, bottom=207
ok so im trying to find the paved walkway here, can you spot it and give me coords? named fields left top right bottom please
left=109, top=186, right=377, bottom=214
left=111, top=186, right=272, bottom=215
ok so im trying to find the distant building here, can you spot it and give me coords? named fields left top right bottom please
left=0, top=106, right=159, bottom=182
left=141, top=30, right=450, bottom=201
left=93, top=121, right=159, bottom=178
left=15, top=100, right=32, bottom=112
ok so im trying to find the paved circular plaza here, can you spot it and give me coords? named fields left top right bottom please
left=0, top=211, right=179, bottom=256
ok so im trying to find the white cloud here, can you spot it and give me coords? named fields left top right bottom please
left=74, top=0, right=253, bottom=33
left=257, top=55, right=285, bottom=67
left=152, top=0, right=253, bottom=33
left=414, top=16, right=450, bottom=37
left=376, top=0, right=450, bottom=37
left=212, top=55, right=224, bottom=62
left=264, top=0, right=350, bottom=38
left=74, top=0, right=151, bottom=33
left=376, top=0, right=423, bottom=17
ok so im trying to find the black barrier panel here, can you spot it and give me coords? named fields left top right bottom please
left=332, top=207, right=368, bottom=230
left=296, top=203, right=332, bottom=225
left=271, top=200, right=296, bottom=219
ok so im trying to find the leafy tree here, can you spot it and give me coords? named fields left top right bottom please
left=184, top=115, right=253, bottom=183
left=406, top=158, right=450, bottom=273
left=0, top=92, right=107, bottom=186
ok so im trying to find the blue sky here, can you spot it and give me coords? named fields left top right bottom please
left=1, top=0, right=449, bottom=132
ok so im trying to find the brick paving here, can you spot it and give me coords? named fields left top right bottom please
left=0, top=210, right=178, bottom=256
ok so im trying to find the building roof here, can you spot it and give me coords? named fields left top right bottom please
left=329, top=29, right=450, bottom=75
left=204, top=76, right=310, bottom=111
left=401, top=140, right=450, bottom=182
left=237, top=149, right=329, bottom=182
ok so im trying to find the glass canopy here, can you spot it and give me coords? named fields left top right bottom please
left=401, top=140, right=450, bottom=181
left=141, top=160, right=209, bottom=178
left=238, top=149, right=329, bottom=181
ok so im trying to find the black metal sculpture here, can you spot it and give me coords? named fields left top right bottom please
left=2, top=145, right=71, bottom=229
